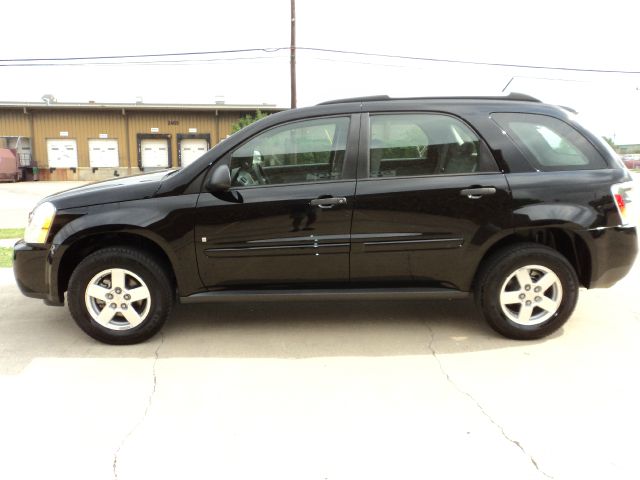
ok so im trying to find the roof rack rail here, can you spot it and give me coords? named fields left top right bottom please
left=317, top=92, right=541, bottom=106
left=502, top=92, right=542, bottom=102
left=558, top=105, right=578, bottom=114
left=318, top=95, right=391, bottom=105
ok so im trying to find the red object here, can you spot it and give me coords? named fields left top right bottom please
left=0, top=148, right=19, bottom=181
left=621, top=155, right=640, bottom=170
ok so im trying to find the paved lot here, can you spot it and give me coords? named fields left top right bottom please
left=0, top=181, right=91, bottom=228
left=0, top=178, right=639, bottom=480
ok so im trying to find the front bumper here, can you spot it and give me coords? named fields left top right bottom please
left=13, top=240, right=63, bottom=306
left=583, top=225, right=638, bottom=288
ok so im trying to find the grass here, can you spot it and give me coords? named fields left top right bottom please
left=0, top=229, right=21, bottom=267
left=0, top=228, right=23, bottom=240
left=0, top=247, right=12, bottom=268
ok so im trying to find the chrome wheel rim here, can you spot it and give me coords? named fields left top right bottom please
left=84, top=268, right=151, bottom=331
left=499, top=265, right=563, bottom=326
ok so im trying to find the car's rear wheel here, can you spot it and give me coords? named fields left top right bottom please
left=475, top=243, right=579, bottom=340
left=68, top=247, right=173, bottom=344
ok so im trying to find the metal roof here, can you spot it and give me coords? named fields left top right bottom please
left=0, top=101, right=284, bottom=112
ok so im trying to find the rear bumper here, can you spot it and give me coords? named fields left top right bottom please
left=12, top=240, right=63, bottom=306
left=583, top=226, right=638, bottom=288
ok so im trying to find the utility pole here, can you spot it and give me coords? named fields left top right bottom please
left=290, top=0, right=297, bottom=109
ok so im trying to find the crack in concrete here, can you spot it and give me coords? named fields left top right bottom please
left=112, top=332, right=164, bottom=480
left=425, top=323, right=553, bottom=479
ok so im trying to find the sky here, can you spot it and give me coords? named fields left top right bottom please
left=1, top=0, right=639, bottom=143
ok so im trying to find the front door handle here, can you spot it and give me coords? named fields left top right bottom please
left=310, top=197, right=348, bottom=208
left=460, top=187, right=497, bottom=199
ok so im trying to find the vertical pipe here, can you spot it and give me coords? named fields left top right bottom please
left=27, top=108, right=35, bottom=168
left=123, top=109, right=131, bottom=175
left=215, top=109, right=220, bottom=144
left=290, top=0, right=297, bottom=109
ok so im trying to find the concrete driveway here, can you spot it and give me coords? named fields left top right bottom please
left=1, top=260, right=639, bottom=480
left=0, top=179, right=639, bottom=480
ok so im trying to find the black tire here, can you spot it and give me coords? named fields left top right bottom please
left=474, top=243, right=579, bottom=340
left=67, top=246, right=173, bottom=344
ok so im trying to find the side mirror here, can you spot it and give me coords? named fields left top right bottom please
left=207, top=163, right=231, bottom=192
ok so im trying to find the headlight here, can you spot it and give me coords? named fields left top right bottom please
left=24, top=202, right=57, bottom=244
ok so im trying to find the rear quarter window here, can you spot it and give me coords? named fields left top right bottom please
left=492, top=113, right=607, bottom=171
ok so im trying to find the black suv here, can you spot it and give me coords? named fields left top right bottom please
left=13, top=94, right=638, bottom=344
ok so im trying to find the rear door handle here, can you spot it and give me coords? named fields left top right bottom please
left=460, top=187, right=496, bottom=199
left=310, top=197, right=348, bottom=208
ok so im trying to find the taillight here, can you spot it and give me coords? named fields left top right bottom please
left=611, top=181, right=637, bottom=226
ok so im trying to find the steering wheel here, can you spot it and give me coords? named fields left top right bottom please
left=254, top=163, right=268, bottom=185
left=233, top=170, right=258, bottom=186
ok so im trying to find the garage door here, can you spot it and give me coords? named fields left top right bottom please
left=141, top=138, right=170, bottom=168
left=47, top=139, right=78, bottom=168
left=89, top=139, right=119, bottom=168
left=180, top=138, right=208, bottom=167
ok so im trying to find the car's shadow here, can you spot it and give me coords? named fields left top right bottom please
left=1, top=280, right=564, bottom=375
left=157, top=298, right=560, bottom=358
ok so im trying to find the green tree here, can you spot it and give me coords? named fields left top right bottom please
left=603, top=136, right=616, bottom=149
left=231, top=110, right=270, bottom=134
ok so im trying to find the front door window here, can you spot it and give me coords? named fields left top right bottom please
left=230, top=117, right=350, bottom=187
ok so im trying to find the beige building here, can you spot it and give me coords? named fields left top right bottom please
left=0, top=101, right=283, bottom=180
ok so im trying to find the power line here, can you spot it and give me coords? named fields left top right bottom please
left=0, top=55, right=289, bottom=68
left=0, top=47, right=278, bottom=63
left=0, top=46, right=639, bottom=74
left=307, top=56, right=445, bottom=69
left=304, top=48, right=640, bottom=74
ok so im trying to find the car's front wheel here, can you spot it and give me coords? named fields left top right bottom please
left=67, top=247, right=173, bottom=344
left=475, top=243, right=579, bottom=340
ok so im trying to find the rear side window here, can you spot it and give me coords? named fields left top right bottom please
left=492, top=113, right=607, bottom=171
left=368, top=114, right=497, bottom=178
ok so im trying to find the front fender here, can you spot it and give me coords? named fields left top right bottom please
left=48, top=194, right=201, bottom=302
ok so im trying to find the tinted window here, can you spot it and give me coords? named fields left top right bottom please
left=230, top=117, right=350, bottom=187
left=369, top=114, right=496, bottom=178
left=492, top=113, right=607, bottom=171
